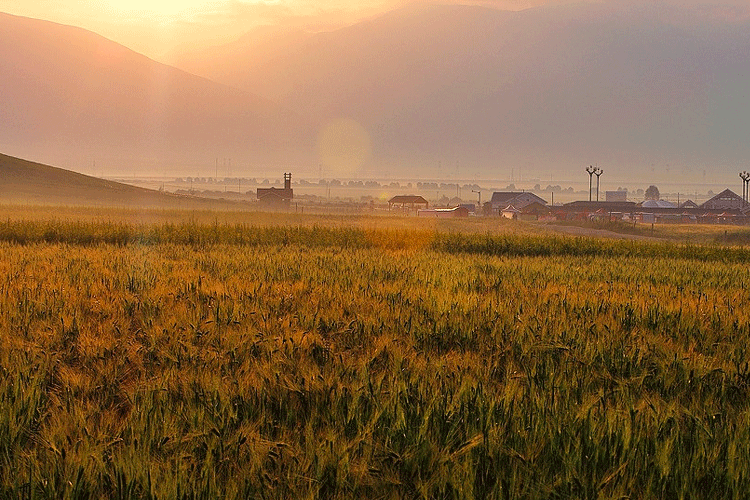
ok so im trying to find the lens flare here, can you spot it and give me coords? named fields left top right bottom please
left=317, top=118, right=372, bottom=177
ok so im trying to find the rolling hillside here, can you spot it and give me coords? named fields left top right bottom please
left=0, top=13, right=317, bottom=177
left=0, top=152, right=240, bottom=208
left=171, top=2, right=750, bottom=183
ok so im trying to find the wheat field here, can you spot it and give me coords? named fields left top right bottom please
left=1, top=209, right=750, bottom=498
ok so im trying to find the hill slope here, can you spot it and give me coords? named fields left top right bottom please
left=0, top=152, right=237, bottom=208
left=0, top=13, right=316, bottom=176
left=171, top=2, right=750, bottom=183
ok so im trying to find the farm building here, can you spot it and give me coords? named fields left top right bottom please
left=257, top=173, right=293, bottom=207
left=417, top=206, right=470, bottom=218
left=700, top=189, right=747, bottom=210
left=553, top=191, right=750, bottom=225
left=489, top=192, right=547, bottom=211
left=555, top=201, right=638, bottom=221
left=678, top=200, right=699, bottom=209
left=389, top=195, right=429, bottom=212
left=642, top=200, right=677, bottom=208
left=501, top=205, right=521, bottom=219
left=519, top=202, right=555, bottom=221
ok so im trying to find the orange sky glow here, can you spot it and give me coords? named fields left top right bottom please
left=0, top=0, right=746, bottom=59
left=0, top=0, right=578, bottom=58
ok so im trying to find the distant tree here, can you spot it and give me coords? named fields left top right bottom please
left=645, top=185, right=660, bottom=200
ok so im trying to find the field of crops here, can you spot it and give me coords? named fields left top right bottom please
left=2, top=209, right=750, bottom=498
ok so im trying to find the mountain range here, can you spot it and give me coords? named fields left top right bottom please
left=0, top=12, right=315, bottom=177
left=2, top=3, right=750, bottom=185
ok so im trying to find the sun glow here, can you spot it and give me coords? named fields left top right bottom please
left=0, top=0, right=406, bottom=58
left=100, top=0, right=223, bottom=22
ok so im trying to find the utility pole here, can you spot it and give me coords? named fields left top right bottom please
left=586, top=165, right=596, bottom=202
left=740, top=171, right=750, bottom=205
left=472, top=189, right=481, bottom=211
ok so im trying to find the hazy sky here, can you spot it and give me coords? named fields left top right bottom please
left=0, top=0, right=586, bottom=57
left=0, top=0, right=747, bottom=58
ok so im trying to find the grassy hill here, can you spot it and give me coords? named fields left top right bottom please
left=0, top=153, right=243, bottom=209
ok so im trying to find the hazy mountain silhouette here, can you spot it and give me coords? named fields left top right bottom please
left=0, top=12, right=316, bottom=176
left=172, top=2, right=750, bottom=183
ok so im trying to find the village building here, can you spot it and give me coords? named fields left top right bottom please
left=700, top=189, right=747, bottom=210
left=554, top=201, right=638, bottom=221
left=489, top=192, right=547, bottom=212
left=257, top=173, right=293, bottom=207
left=678, top=200, right=699, bottom=209
left=389, top=195, right=429, bottom=212
left=519, top=202, right=556, bottom=222
left=500, top=205, right=521, bottom=220
left=642, top=200, right=677, bottom=208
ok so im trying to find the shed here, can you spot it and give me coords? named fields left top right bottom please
left=389, top=195, right=429, bottom=212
